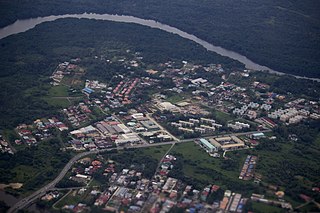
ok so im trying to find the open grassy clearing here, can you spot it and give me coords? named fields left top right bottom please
left=169, top=142, right=247, bottom=188
left=250, top=201, right=285, bottom=213
left=54, top=190, right=85, bottom=209
left=48, top=85, right=69, bottom=97
left=43, top=97, right=71, bottom=108
left=138, top=144, right=172, bottom=161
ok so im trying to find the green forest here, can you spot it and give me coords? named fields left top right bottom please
left=0, top=0, right=319, bottom=77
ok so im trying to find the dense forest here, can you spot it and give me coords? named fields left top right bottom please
left=0, top=18, right=241, bottom=129
left=0, top=0, right=319, bottom=77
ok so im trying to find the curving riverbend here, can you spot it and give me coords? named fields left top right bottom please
left=0, top=12, right=319, bottom=82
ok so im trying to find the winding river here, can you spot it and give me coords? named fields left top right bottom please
left=0, top=12, right=319, bottom=81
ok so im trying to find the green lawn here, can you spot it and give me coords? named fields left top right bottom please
left=166, top=94, right=184, bottom=104
left=54, top=190, right=84, bottom=209
left=214, top=110, right=234, bottom=122
left=48, top=85, right=69, bottom=97
left=201, top=106, right=234, bottom=123
left=250, top=201, right=285, bottom=213
left=139, top=144, right=172, bottom=161
left=43, top=97, right=71, bottom=108
left=88, top=178, right=103, bottom=187
left=169, top=142, right=247, bottom=188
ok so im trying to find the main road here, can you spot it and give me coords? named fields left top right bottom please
left=8, top=129, right=271, bottom=212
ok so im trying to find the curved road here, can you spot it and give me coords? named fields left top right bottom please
left=7, top=149, right=102, bottom=213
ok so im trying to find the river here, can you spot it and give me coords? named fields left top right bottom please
left=0, top=13, right=275, bottom=71
left=0, top=190, right=45, bottom=212
left=0, top=190, right=18, bottom=207
left=0, top=12, right=319, bottom=81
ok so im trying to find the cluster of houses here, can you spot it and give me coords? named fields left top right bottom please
left=70, top=158, right=104, bottom=184
left=0, top=135, right=13, bottom=154
left=63, top=102, right=92, bottom=127
left=219, top=190, right=246, bottom=212
left=268, top=106, right=320, bottom=125
left=148, top=154, right=225, bottom=213
left=150, top=60, right=319, bottom=134
left=147, top=154, right=250, bottom=213
left=232, top=102, right=272, bottom=119
left=85, top=80, right=107, bottom=90
left=93, top=76, right=157, bottom=109
left=50, top=59, right=79, bottom=86
left=45, top=150, right=295, bottom=213
left=41, top=191, right=60, bottom=202
left=111, top=78, right=139, bottom=105
left=105, top=169, right=150, bottom=212
left=15, top=117, right=68, bottom=146
left=239, top=155, right=257, bottom=180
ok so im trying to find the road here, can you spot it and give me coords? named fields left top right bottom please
left=8, top=129, right=270, bottom=212
left=7, top=149, right=102, bottom=213
left=145, top=113, right=180, bottom=141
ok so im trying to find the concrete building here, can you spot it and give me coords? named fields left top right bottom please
left=115, top=133, right=140, bottom=145
left=178, top=127, right=194, bottom=133
left=228, top=122, right=250, bottom=130
left=200, top=118, right=216, bottom=123
left=199, top=138, right=217, bottom=152
left=200, top=125, right=216, bottom=132
left=179, top=120, right=194, bottom=127
left=251, top=132, right=265, bottom=139
left=209, top=136, right=245, bottom=150
left=189, top=118, right=200, bottom=124
left=157, top=102, right=180, bottom=112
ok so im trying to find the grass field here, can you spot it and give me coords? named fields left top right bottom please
left=48, top=85, right=69, bottom=97
left=43, top=97, right=71, bottom=108
left=166, top=94, right=185, bottom=104
left=201, top=106, right=235, bottom=123
left=250, top=201, right=285, bottom=213
left=54, top=190, right=85, bottom=209
left=139, top=144, right=172, bottom=161
left=169, top=142, right=249, bottom=189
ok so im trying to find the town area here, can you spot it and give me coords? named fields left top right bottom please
left=2, top=50, right=320, bottom=213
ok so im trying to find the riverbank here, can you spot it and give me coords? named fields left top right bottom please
left=0, top=12, right=318, bottom=82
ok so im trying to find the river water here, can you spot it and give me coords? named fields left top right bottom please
left=0, top=190, right=18, bottom=206
left=0, top=190, right=42, bottom=212
left=0, top=13, right=274, bottom=71
left=0, top=12, right=318, bottom=81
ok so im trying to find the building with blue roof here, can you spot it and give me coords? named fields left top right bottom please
left=82, top=87, right=94, bottom=94
left=199, top=138, right=216, bottom=152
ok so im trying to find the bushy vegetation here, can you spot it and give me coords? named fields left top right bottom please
left=1, top=0, right=319, bottom=77
left=0, top=138, right=71, bottom=194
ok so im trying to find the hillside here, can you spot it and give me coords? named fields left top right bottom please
left=1, top=0, right=320, bottom=77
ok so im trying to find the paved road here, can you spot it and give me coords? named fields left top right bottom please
left=8, top=129, right=270, bottom=212
left=145, top=113, right=180, bottom=141
left=7, top=150, right=102, bottom=213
